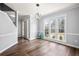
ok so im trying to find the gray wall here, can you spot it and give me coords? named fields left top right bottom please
left=66, top=7, right=79, bottom=34
left=65, top=6, right=79, bottom=47
left=42, top=4, right=79, bottom=48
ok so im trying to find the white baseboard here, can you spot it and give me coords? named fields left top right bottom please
left=28, top=37, right=36, bottom=40
left=45, top=39, right=79, bottom=48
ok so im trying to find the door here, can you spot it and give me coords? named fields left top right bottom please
left=57, top=17, right=65, bottom=41
left=50, top=19, right=56, bottom=40
left=24, top=18, right=30, bottom=39
left=44, top=15, right=65, bottom=42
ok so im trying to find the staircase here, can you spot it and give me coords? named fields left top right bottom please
left=0, top=10, right=18, bottom=53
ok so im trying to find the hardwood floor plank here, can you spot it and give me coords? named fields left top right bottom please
left=0, top=38, right=79, bottom=56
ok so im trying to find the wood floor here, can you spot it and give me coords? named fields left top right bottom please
left=0, top=38, right=79, bottom=56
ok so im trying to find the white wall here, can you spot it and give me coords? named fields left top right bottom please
left=18, top=19, right=22, bottom=37
left=18, top=15, right=30, bottom=38
left=0, top=11, right=16, bottom=34
left=29, top=14, right=38, bottom=40
left=0, top=11, right=17, bottom=53
left=18, top=14, right=38, bottom=40
left=24, top=16, right=30, bottom=39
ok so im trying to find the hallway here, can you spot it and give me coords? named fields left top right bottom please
left=0, top=38, right=79, bottom=56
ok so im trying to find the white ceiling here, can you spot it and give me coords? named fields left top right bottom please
left=5, top=3, right=76, bottom=15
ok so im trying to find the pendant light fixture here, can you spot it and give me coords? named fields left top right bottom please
left=36, top=3, right=40, bottom=7
left=35, top=3, right=40, bottom=19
